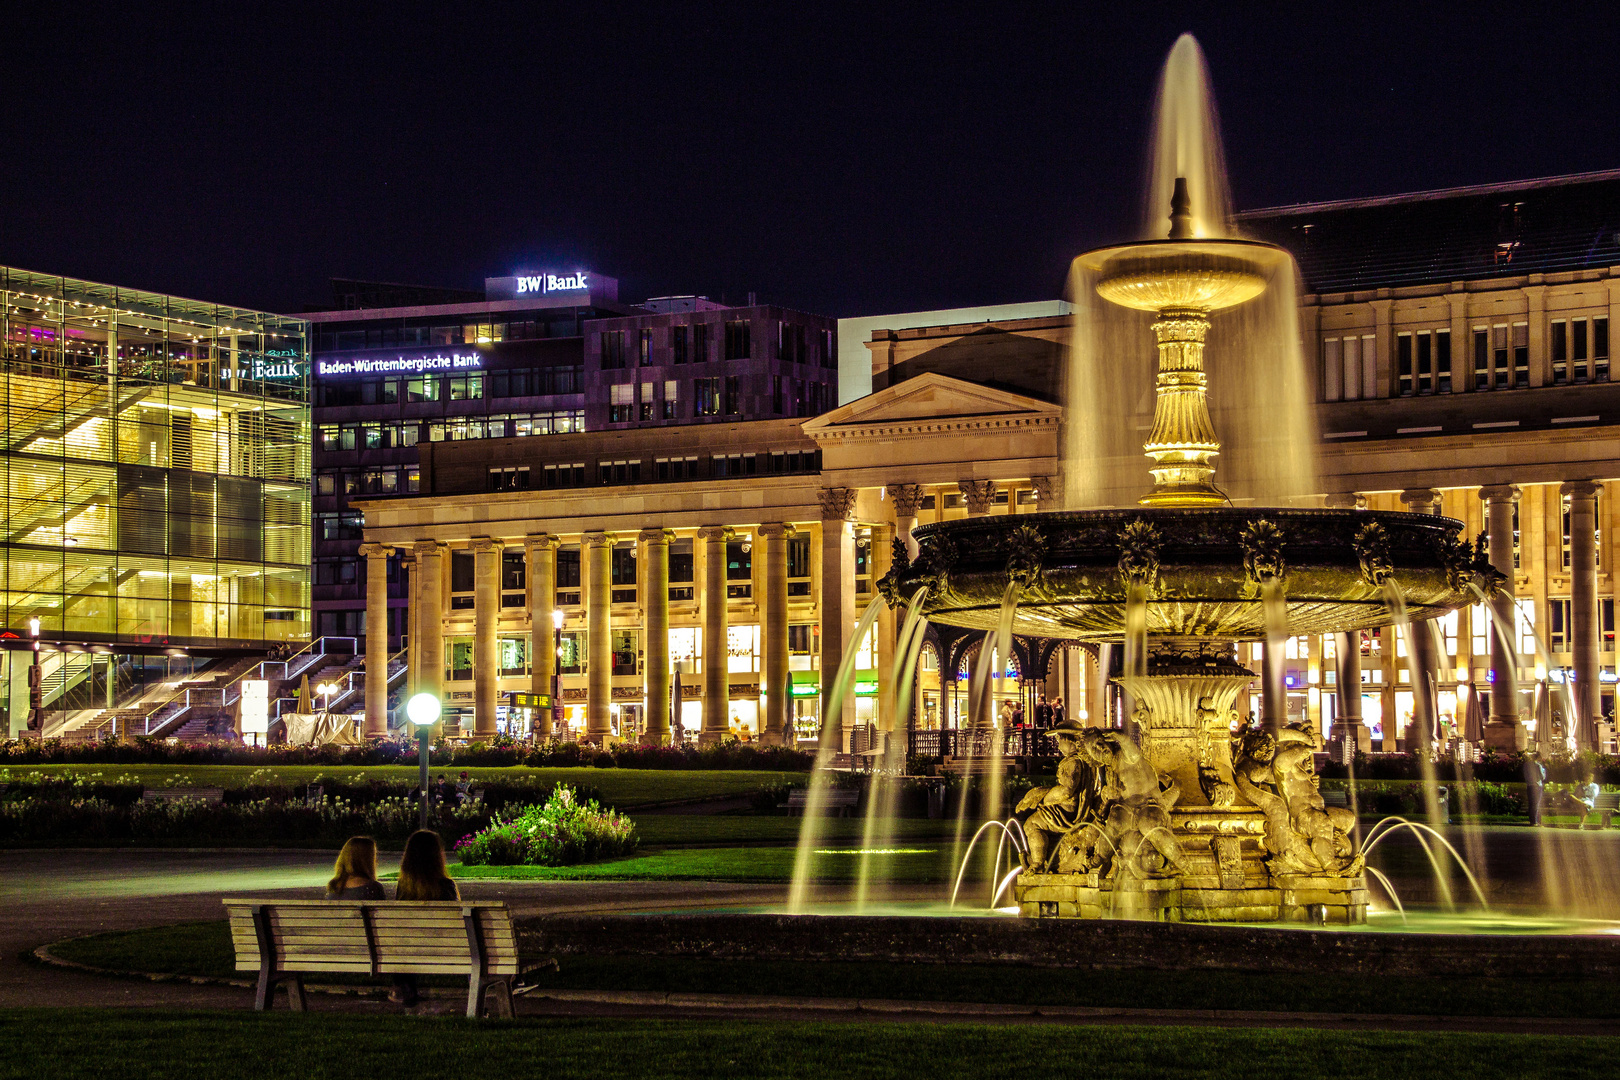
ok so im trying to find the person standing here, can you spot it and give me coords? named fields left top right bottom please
left=1035, top=695, right=1052, bottom=729
left=1523, top=750, right=1546, bottom=826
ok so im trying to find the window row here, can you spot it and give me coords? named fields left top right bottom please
left=598, top=323, right=834, bottom=369
left=317, top=467, right=422, bottom=497
left=316, top=366, right=582, bottom=406
left=318, top=318, right=581, bottom=352
left=319, top=411, right=584, bottom=451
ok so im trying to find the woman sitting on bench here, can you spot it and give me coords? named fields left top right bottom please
left=325, top=837, right=385, bottom=900
left=389, top=831, right=461, bottom=1006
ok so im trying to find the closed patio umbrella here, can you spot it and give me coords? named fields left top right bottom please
left=670, top=669, right=683, bottom=744
left=297, top=674, right=314, bottom=714
left=1533, top=681, right=1553, bottom=754
left=1462, top=684, right=1485, bottom=743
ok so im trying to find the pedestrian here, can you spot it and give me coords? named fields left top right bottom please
left=1523, top=750, right=1546, bottom=825
left=1051, top=697, right=1064, bottom=725
left=1035, top=695, right=1052, bottom=729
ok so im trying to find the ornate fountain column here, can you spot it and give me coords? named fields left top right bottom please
left=960, top=480, right=996, bottom=518
left=1481, top=485, right=1524, bottom=749
left=1564, top=480, right=1601, bottom=750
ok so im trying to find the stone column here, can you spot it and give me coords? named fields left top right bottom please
left=584, top=532, right=614, bottom=744
left=413, top=541, right=444, bottom=702
left=525, top=534, right=559, bottom=738
left=889, top=484, right=924, bottom=561
left=871, top=523, right=896, bottom=744
left=1564, top=480, right=1601, bottom=749
left=759, top=523, right=794, bottom=746
left=640, top=527, right=673, bottom=745
left=1334, top=632, right=1369, bottom=753
left=1400, top=489, right=1441, bottom=750
left=403, top=553, right=418, bottom=700
left=359, top=543, right=391, bottom=738
left=960, top=479, right=996, bottom=518
left=1481, top=485, right=1524, bottom=749
left=697, top=526, right=733, bottom=746
left=471, top=537, right=502, bottom=737
left=819, top=488, right=857, bottom=754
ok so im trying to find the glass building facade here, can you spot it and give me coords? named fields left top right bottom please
left=0, top=267, right=311, bottom=735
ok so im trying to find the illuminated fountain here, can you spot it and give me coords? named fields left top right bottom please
left=879, top=40, right=1502, bottom=924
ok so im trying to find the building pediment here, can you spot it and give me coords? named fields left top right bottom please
left=803, top=372, right=1060, bottom=442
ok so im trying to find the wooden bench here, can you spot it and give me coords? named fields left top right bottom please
left=785, top=788, right=859, bottom=816
left=1320, top=789, right=1350, bottom=809
left=141, top=787, right=224, bottom=805
left=223, top=899, right=551, bottom=1018
left=1594, top=791, right=1620, bottom=829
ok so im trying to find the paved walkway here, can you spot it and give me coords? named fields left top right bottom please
left=0, top=848, right=783, bottom=1011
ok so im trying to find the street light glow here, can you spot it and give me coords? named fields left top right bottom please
left=406, top=692, right=441, bottom=727
left=552, top=608, right=565, bottom=630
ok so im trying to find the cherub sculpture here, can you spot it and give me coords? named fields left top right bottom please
left=1013, top=718, right=1097, bottom=870
left=1232, top=721, right=1359, bottom=875
left=1051, top=729, right=1183, bottom=880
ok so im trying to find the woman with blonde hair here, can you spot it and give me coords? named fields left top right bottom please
left=325, top=836, right=385, bottom=900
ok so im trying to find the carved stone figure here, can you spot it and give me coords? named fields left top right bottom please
left=1231, top=721, right=1360, bottom=875
left=1014, top=718, right=1097, bottom=870
left=1004, top=523, right=1047, bottom=591
left=1052, top=730, right=1183, bottom=880
left=1117, top=518, right=1163, bottom=594
left=1353, top=522, right=1393, bottom=588
left=1240, top=518, right=1286, bottom=589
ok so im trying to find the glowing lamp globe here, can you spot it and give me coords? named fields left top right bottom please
left=406, top=693, right=441, bottom=728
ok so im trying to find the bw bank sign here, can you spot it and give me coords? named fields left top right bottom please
left=485, top=270, right=616, bottom=303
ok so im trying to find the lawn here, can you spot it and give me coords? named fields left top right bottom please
left=2, top=1011, right=1611, bottom=1080
left=48, top=920, right=1620, bottom=1022
left=633, top=816, right=957, bottom=847
left=0, top=765, right=799, bottom=808
left=450, top=845, right=959, bottom=883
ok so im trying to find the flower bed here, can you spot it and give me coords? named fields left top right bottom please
left=454, top=786, right=637, bottom=867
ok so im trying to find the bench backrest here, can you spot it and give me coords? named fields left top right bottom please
left=222, top=899, right=518, bottom=976
left=786, top=789, right=856, bottom=804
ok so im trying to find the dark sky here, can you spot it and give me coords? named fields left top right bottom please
left=2, top=3, right=1616, bottom=318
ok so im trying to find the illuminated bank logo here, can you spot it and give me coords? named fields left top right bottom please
left=515, top=272, right=589, bottom=295
left=316, top=351, right=483, bottom=377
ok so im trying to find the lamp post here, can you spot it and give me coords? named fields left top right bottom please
left=406, top=692, right=441, bottom=829
left=315, top=681, right=338, bottom=715
left=552, top=608, right=564, bottom=739
left=27, top=616, right=41, bottom=737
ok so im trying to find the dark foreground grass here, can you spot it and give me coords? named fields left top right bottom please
left=0, top=1010, right=1608, bottom=1080
left=50, top=921, right=1620, bottom=1020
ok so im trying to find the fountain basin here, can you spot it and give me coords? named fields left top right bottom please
left=896, top=507, right=1494, bottom=642
left=1083, top=237, right=1290, bottom=313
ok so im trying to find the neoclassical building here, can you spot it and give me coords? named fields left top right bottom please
left=354, top=170, right=1620, bottom=753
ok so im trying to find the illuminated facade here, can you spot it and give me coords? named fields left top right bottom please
left=0, top=267, right=310, bottom=736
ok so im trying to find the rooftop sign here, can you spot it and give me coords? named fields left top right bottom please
left=485, top=270, right=618, bottom=303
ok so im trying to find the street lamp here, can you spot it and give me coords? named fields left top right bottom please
left=27, top=617, right=41, bottom=736
left=406, top=692, right=441, bottom=829
left=551, top=609, right=564, bottom=740
left=315, top=681, right=338, bottom=714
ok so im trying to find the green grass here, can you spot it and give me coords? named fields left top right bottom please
left=1, top=1011, right=1610, bottom=1080
left=633, top=816, right=957, bottom=847
left=451, top=845, right=957, bottom=883
left=50, top=920, right=1620, bottom=1022
left=1, top=765, right=798, bottom=807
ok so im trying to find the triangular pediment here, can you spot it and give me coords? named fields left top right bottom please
left=803, top=372, right=1058, bottom=437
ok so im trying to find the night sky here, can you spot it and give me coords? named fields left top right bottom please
left=2, top=4, right=1616, bottom=318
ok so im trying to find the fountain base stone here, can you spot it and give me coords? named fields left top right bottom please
left=1016, top=872, right=1181, bottom=921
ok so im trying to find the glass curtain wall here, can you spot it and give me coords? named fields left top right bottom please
left=0, top=267, right=311, bottom=647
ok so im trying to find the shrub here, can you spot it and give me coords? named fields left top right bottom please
left=453, top=785, right=637, bottom=867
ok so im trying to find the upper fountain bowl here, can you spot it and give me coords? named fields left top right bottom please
left=1082, top=238, right=1290, bottom=314
left=885, top=508, right=1502, bottom=643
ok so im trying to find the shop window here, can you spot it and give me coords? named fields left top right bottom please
left=499, top=637, right=529, bottom=676
left=446, top=638, right=474, bottom=682
left=611, top=629, right=640, bottom=676
left=670, top=627, right=700, bottom=673
left=558, top=631, right=586, bottom=675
